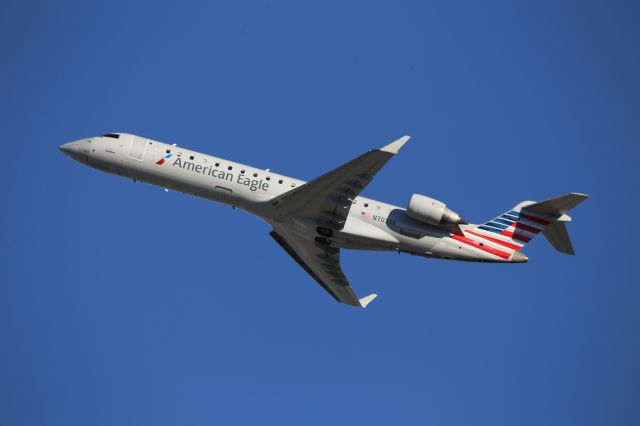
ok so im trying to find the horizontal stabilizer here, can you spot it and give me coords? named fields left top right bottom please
left=523, top=192, right=589, bottom=255
left=359, top=294, right=378, bottom=308
left=524, top=193, right=589, bottom=217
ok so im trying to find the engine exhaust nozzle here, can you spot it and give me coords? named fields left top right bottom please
left=442, top=207, right=465, bottom=225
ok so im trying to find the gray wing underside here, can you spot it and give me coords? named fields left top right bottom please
left=267, top=136, right=409, bottom=307
left=271, top=136, right=410, bottom=229
left=270, top=228, right=363, bottom=306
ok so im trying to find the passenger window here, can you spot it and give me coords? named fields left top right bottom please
left=364, top=203, right=369, bottom=207
left=166, top=149, right=171, bottom=154
left=278, top=180, right=283, bottom=184
left=215, top=162, right=219, bottom=167
left=241, top=169, right=245, bottom=174
left=189, top=155, right=194, bottom=160
left=228, top=166, right=233, bottom=170
left=266, top=177, right=271, bottom=181
left=253, top=173, right=258, bottom=177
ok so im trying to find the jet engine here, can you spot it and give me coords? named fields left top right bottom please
left=406, top=194, right=465, bottom=226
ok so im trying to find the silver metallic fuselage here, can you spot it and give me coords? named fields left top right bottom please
left=60, top=133, right=517, bottom=263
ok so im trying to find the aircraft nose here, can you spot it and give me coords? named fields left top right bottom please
left=59, top=142, right=74, bottom=155
left=59, top=140, right=89, bottom=163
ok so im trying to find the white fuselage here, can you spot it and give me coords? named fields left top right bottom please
left=60, top=133, right=514, bottom=263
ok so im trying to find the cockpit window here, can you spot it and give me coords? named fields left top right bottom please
left=102, top=133, right=120, bottom=139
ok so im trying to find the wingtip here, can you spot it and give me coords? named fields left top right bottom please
left=359, top=293, right=378, bottom=308
left=380, top=135, right=410, bottom=155
left=570, top=192, right=590, bottom=199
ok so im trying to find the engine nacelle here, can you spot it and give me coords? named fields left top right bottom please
left=407, top=194, right=464, bottom=226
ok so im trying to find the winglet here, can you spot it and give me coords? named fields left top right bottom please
left=359, top=293, right=378, bottom=308
left=380, top=135, right=410, bottom=155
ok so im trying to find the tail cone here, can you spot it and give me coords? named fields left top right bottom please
left=511, top=251, right=528, bottom=263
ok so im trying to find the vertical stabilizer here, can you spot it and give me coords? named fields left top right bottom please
left=468, top=193, right=588, bottom=257
left=542, top=220, right=575, bottom=254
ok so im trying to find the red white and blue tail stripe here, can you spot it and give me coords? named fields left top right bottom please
left=451, top=207, right=551, bottom=260
left=475, top=209, right=550, bottom=249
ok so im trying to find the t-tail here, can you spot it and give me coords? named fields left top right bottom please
left=466, top=192, right=589, bottom=261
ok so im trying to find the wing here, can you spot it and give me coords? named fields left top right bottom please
left=270, top=228, right=377, bottom=308
left=271, top=136, right=410, bottom=229
left=268, top=136, right=409, bottom=307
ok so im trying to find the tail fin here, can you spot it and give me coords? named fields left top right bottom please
left=471, top=193, right=588, bottom=255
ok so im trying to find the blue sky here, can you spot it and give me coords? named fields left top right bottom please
left=2, top=1, right=639, bottom=425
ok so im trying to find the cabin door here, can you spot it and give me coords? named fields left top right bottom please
left=128, top=136, right=148, bottom=161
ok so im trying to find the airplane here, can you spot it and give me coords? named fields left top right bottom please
left=60, top=133, right=588, bottom=308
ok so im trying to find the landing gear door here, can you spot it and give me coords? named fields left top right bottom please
left=128, top=136, right=148, bottom=161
